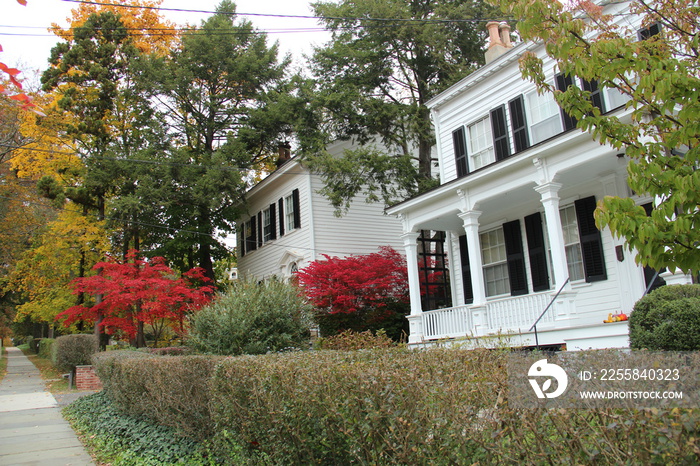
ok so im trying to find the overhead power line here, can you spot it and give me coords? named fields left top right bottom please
left=60, top=0, right=511, bottom=23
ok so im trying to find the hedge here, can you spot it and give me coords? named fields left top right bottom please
left=52, top=334, right=99, bottom=373
left=93, top=351, right=221, bottom=442
left=93, top=348, right=700, bottom=464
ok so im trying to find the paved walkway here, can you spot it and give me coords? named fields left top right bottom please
left=0, top=347, right=94, bottom=465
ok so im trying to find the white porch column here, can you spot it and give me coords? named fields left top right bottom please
left=458, top=211, right=488, bottom=335
left=458, top=211, right=486, bottom=305
left=535, top=182, right=571, bottom=291
left=401, top=232, right=424, bottom=343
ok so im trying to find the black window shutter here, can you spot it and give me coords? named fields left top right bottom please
left=458, top=235, right=474, bottom=304
left=248, top=217, right=257, bottom=251
left=638, top=23, right=661, bottom=40
left=452, top=126, right=469, bottom=177
left=555, top=73, right=577, bottom=130
left=490, top=105, right=511, bottom=161
left=257, top=211, right=263, bottom=246
left=292, top=189, right=301, bottom=229
left=509, top=95, right=530, bottom=153
left=524, top=212, right=550, bottom=292
left=503, top=220, right=528, bottom=296
left=278, top=198, right=285, bottom=237
left=581, top=79, right=605, bottom=114
left=269, top=203, right=276, bottom=240
left=574, top=196, right=607, bottom=282
left=239, top=224, right=245, bottom=257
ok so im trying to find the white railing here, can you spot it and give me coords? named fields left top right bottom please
left=420, top=291, right=556, bottom=340
left=422, top=304, right=473, bottom=340
left=486, top=291, right=554, bottom=331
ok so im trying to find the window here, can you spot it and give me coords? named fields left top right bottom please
left=468, top=116, right=494, bottom=170
left=560, top=196, right=607, bottom=283
left=525, top=89, right=563, bottom=144
left=418, top=231, right=451, bottom=311
left=285, top=194, right=295, bottom=232
left=560, top=205, right=585, bottom=282
left=480, top=228, right=510, bottom=297
left=262, top=204, right=276, bottom=243
left=603, top=79, right=632, bottom=110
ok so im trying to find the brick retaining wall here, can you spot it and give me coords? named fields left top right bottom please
left=75, top=365, right=102, bottom=390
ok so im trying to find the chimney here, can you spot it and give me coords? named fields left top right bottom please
left=276, top=141, right=291, bottom=167
left=485, top=21, right=513, bottom=64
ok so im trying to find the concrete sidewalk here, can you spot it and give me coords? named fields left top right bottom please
left=0, top=346, right=94, bottom=465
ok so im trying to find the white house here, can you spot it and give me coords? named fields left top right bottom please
left=386, top=1, right=693, bottom=350
left=237, top=139, right=405, bottom=279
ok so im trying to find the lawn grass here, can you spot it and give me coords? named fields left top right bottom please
left=0, top=346, right=7, bottom=383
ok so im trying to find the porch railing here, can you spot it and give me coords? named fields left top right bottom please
left=420, top=290, right=557, bottom=340
left=487, top=291, right=554, bottom=331
left=422, top=304, right=473, bottom=340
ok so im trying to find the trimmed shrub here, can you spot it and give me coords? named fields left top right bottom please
left=141, top=346, right=192, bottom=356
left=93, top=351, right=221, bottom=442
left=630, top=284, right=700, bottom=350
left=209, top=348, right=496, bottom=464
left=38, top=338, right=55, bottom=359
left=187, top=278, right=313, bottom=355
left=25, top=336, right=35, bottom=353
left=314, top=329, right=396, bottom=350
left=52, top=334, right=99, bottom=372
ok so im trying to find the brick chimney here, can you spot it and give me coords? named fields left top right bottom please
left=276, top=141, right=291, bottom=167
left=485, top=21, right=513, bottom=64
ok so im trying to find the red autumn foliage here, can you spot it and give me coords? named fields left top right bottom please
left=57, top=251, right=215, bottom=341
left=296, top=246, right=409, bottom=315
left=0, top=0, right=38, bottom=111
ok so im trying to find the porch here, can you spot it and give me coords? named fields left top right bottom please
left=408, top=289, right=575, bottom=343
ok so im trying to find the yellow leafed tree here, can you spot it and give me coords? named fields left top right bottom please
left=50, top=0, right=178, bottom=57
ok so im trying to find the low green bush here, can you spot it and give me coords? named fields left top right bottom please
left=629, top=284, right=700, bottom=350
left=52, top=334, right=99, bottom=372
left=38, top=338, right=55, bottom=359
left=187, top=278, right=313, bottom=355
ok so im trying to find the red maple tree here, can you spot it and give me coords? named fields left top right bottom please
left=297, top=246, right=409, bottom=314
left=57, top=251, right=215, bottom=346
left=297, top=247, right=410, bottom=339
left=0, top=0, right=39, bottom=111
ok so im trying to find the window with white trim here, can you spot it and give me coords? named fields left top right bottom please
left=480, top=227, right=510, bottom=296
left=559, top=205, right=585, bottom=281
left=525, top=88, right=563, bottom=144
left=468, top=116, right=495, bottom=170
left=284, top=194, right=296, bottom=232
left=263, top=207, right=273, bottom=242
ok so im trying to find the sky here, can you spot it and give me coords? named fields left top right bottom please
left=1, top=0, right=332, bottom=82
